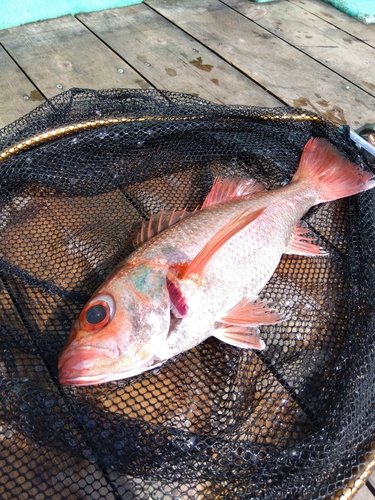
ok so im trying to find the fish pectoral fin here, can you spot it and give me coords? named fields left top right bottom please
left=285, top=222, right=328, bottom=257
left=136, top=207, right=196, bottom=245
left=220, top=297, right=284, bottom=326
left=202, top=176, right=266, bottom=209
left=181, top=207, right=264, bottom=280
left=213, top=326, right=265, bottom=350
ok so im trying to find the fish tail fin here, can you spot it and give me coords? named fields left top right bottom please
left=292, top=138, right=375, bottom=203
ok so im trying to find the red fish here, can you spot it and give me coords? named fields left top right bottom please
left=58, top=138, right=375, bottom=385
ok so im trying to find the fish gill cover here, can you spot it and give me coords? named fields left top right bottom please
left=0, top=88, right=374, bottom=499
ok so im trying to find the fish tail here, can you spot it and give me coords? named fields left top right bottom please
left=292, top=138, right=375, bottom=203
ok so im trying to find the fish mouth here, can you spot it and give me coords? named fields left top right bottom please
left=58, top=347, right=164, bottom=386
left=58, top=347, right=117, bottom=385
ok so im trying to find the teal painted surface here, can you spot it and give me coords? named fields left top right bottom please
left=0, top=0, right=142, bottom=30
left=249, top=0, right=375, bottom=22
left=321, top=0, right=375, bottom=23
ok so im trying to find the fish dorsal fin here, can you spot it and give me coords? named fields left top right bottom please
left=136, top=177, right=265, bottom=245
left=137, top=208, right=195, bottom=246
left=201, top=177, right=266, bottom=209
left=181, top=207, right=264, bottom=280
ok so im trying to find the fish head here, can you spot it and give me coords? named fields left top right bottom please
left=58, top=261, right=171, bottom=385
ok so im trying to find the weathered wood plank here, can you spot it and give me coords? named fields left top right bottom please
left=289, top=0, right=375, bottom=49
left=353, top=479, right=375, bottom=500
left=224, top=0, right=375, bottom=99
left=370, top=469, right=375, bottom=486
left=0, top=46, right=44, bottom=129
left=368, top=470, right=375, bottom=496
left=0, top=15, right=149, bottom=102
left=77, top=3, right=281, bottom=107
left=146, top=0, right=375, bottom=128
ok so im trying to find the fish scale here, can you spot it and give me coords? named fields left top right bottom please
left=58, top=138, right=375, bottom=385
left=158, top=198, right=317, bottom=360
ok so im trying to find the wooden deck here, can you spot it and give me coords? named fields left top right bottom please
left=0, top=0, right=375, bottom=498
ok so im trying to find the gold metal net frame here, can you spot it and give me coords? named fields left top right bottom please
left=0, top=88, right=374, bottom=500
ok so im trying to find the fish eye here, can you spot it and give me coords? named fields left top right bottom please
left=80, top=294, right=115, bottom=331
left=86, top=304, right=107, bottom=324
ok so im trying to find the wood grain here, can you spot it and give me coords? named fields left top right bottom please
left=224, top=0, right=375, bottom=99
left=1, top=2, right=375, bottom=498
left=0, top=47, right=44, bottom=129
left=0, top=15, right=149, bottom=102
left=289, top=0, right=375, bottom=49
left=146, top=0, right=375, bottom=127
left=78, top=3, right=281, bottom=106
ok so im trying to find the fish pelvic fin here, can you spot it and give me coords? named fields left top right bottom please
left=212, top=296, right=287, bottom=350
left=213, top=326, right=265, bottom=350
left=220, top=297, right=285, bottom=327
left=201, top=176, right=265, bottom=209
left=285, top=222, right=328, bottom=257
left=292, top=138, right=375, bottom=203
left=181, top=207, right=264, bottom=281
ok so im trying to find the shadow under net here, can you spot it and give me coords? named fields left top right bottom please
left=0, top=88, right=374, bottom=500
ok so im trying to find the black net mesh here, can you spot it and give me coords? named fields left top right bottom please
left=0, top=88, right=374, bottom=499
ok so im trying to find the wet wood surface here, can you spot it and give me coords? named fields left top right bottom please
left=0, top=0, right=374, bottom=498
left=1, top=0, right=375, bottom=130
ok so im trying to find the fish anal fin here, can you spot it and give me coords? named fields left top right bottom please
left=202, top=177, right=266, bottom=209
left=221, top=297, right=284, bottom=327
left=137, top=208, right=194, bottom=246
left=213, top=326, right=265, bottom=350
left=182, top=207, right=264, bottom=280
left=285, top=222, right=328, bottom=257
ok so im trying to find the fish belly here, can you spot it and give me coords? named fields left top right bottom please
left=158, top=190, right=317, bottom=361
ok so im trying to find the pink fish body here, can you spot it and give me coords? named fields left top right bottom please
left=58, top=139, right=375, bottom=385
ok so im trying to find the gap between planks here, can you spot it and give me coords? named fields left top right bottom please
left=1, top=0, right=375, bottom=130
left=145, top=0, right=375, bottom=128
